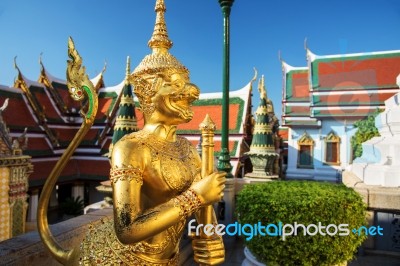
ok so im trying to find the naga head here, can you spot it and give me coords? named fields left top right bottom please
left=66, top=37, right=97, bottom=121
left=130, top=0, right=200, bottom=125
left=67, top=37, right=87, bottom=102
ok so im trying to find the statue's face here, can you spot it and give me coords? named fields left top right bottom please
left=151, top=73, right=200, bottom=125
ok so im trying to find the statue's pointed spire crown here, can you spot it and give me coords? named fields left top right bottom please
left=132, top=0, right=188, bottom=81
left=148, top=0, right=173, bottom=52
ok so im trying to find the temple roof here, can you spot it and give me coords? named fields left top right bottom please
left=0, top=86, right=40, bottom=132
left=0, top=61, right=254, bottom=185
left=278, top=126, right=288, bottom=142
left=282, top=62, right=309, bottom=102
left=307, top=49, right=400, bottom=91
left=282, top=48, right=400, bottom=124
left=281, top=60, right=319, bottom=127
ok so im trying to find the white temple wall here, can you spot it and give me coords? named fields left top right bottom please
left=286, top=118, right=358, bottom=181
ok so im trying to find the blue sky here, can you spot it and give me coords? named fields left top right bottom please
left=0, top=0, right=399, bottom=119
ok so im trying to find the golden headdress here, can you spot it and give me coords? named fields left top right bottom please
left=131, top=0, right=189, bottom=116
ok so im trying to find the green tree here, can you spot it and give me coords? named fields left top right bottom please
left=351, top=109, right=381, bottom=159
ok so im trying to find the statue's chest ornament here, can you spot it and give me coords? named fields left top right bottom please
left=143, top=133, right=198, bottom=192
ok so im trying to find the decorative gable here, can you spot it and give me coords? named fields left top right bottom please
left=298, top=132, right=314, bottom=146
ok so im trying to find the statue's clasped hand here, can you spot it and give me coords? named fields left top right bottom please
left=190, top=171, right=227, bottom=206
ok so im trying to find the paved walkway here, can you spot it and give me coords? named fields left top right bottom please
left=182, top=237, right=400, bottom=266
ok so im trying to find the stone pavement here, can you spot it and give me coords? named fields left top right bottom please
left=182, top=237, right=400, bottom=266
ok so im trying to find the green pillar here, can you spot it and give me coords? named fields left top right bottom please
left=217, top=0, right=234, bottom=178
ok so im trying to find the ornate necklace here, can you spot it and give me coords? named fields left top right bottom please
left=125, top=130, right=198, bottom=192
left=139, top=130, right=191, bottom=160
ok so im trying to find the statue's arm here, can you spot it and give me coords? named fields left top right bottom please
left=111, top=139, right=203, bottom=245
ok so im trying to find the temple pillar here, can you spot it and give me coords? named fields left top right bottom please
left=222, top=178, right=235, bottom=225
left=27, top=189, right=39, bottom=222
left=0, top=167, right=11, bottom=241
left=49, top=187, right=58, bottom=207
left=72, top=182, right=84, bottom=201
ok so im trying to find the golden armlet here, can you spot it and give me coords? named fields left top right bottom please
left=173, top=189, right=202, bottom=218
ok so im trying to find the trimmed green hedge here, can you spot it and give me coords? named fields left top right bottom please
left=236, top=181, right=367, bottom=266
left=351, top=109, right=381, bottom=159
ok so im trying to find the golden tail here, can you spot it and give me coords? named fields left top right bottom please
left=37, top=37, right=99, bottom=265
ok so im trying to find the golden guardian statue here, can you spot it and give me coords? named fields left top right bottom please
left=37, top=0, right=226, bottom=265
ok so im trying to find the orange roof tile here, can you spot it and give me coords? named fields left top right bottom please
left=96, top=98, right=113, bottom=120
left=312, top=107, right=379, bottom=118
left=0, top=91, right=39, bottom=130
left=278, top=127, right=289, bottom=141
left=312, top=53, right=400, bottom=90
left=179, top=104, right=241, bottom=132
left=291, top=72, right=309, bottom=99
left=30, top=86, right=62, bottom=122
left=284, top=105, right=310, bottom=116
left=52, top=83, right=82, bottom=111
left=54, top=128, right=100, bottom=145
left=312, top=90, right=397, bottom=106
left=26, top=138, right=50, bottom=150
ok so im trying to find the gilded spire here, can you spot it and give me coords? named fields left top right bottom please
left=148, top=0, right=173, bottom=52
left=256, top=75, right=275, bottom=114
left=125, top=56, right=130, bottom=83
left=112, top=72, right=138, bottom=146
left=13, top=56, right=25, bottom=88
left=258, top=75, right=267, bottom=101
left=13, top=56, right=21, bottom=74
left=38, top=53, right=51, bottom=87
left=39, top=52, right=44, bottom=71
left=247, top=75, right=277, bottom=153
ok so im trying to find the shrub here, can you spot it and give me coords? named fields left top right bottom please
left=60, top=196, right=85, bottom=216
left=351, top=109, right=381, bottom=159
left=236, top=181, right=367, bottom=266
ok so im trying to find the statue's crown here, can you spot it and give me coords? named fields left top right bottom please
left=131, top=0, right=189, bottom=79
left=130, top=0, right=190, bottom=117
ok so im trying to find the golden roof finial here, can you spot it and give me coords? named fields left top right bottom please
left=251, top=67, right=258, bottom=83
left=148, top=0, right=173, bottom=52
left=125, top=56, right=130, bottom=82
left=13, top=56, right=20, bottom=72
left=101, top=61, right=107, bottom=75
left=13, top=56, right=24, bottom=85
left=38, top=53, right=51, bottom=86
left=258, top=75, right=267, bottom=100
left=39, top=52, right=44, bottom=70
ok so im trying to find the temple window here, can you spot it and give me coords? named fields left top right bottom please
left=324, top=131, right=340, bottom=165
left=297, top=132, right=314, bottom=168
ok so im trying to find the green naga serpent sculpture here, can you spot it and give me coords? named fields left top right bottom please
left=37, top=37, right=98, bottom=265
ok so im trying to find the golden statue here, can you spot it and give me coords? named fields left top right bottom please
left=37, top=0, right=226, bottom=265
